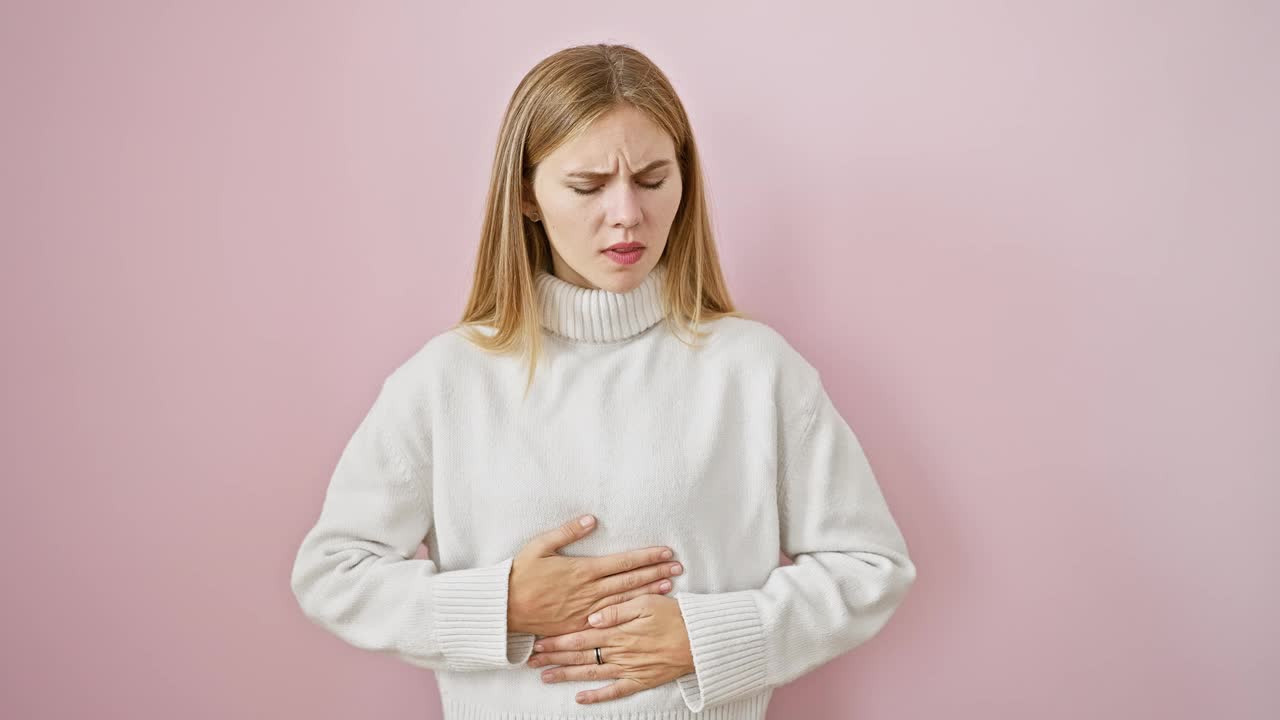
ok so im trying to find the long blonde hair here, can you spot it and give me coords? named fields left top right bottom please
left=455, top=43, right=748, bottom=394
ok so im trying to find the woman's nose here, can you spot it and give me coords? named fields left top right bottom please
left=605, top=186, right=643, bottom=227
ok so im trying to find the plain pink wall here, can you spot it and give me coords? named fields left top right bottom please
left=2, top=1, right=1276, bottom=718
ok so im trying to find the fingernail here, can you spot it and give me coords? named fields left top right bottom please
left=534, top=643, right=544, bottom=652
left=659, top=581, right=671, bottom=591
left=588, top=612, right=601, bottom=625
left=661, top=549, right=673, bottom=559
left=579, top=515, right=594, bottom=527
left=671, top=564, right=682, bottom=575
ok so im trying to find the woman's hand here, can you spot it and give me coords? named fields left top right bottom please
left=508, top=515, right=683, bottom=638
left=526, top=594, right=696, bottom=705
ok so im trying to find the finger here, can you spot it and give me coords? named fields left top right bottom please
left=539, top=662, right=622, bottom=684
left=587, top=596, right=647, bottom=628
left=577, top=678, right=646, bottom=705
left=593, top=560, right=682, bottom=598
left=532, top=515, right=597, bottom=554
left=533, top=627, right=611, bottom=653
left=592, top=577, right=672, bottom=611
left=526, top=648, right=595, bottom=668
left=581, top=545, right=673, bottom=579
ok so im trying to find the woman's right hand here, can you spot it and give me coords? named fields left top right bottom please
left=506, top=514, right=683, bottom=637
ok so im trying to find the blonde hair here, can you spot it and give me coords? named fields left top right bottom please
left=454, top=43, right=748, bottom=395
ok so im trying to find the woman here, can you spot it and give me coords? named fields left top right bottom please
left=290, top=43, right=917, bottom=720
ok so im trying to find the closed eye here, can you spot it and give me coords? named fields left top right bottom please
left=571, top=178, right=667, bottom=196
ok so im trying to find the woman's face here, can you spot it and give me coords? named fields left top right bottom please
left=524, top=104, right=682, bottom=292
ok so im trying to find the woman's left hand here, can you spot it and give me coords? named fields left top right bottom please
left=526, top=593, right=696, bottom=705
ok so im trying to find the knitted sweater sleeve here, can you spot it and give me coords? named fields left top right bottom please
left=673, top=368, right=918, bottom=712
left=289, top=375, right=536, bottom=671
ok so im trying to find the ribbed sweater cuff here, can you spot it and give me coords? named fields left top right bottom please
left=674, top=591, right=769, bottom=712
left=432, top=557, right=537, bottom=671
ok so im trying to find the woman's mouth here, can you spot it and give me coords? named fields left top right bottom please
left=603, top=246, right=645, bottom=265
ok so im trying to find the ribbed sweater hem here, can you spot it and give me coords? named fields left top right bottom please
left=440, top=689, right=772, bottom=719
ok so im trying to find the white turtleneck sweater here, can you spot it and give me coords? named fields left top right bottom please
left=290, top=262, right=917, bottom=720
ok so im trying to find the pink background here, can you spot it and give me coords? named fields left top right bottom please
left=3, top=2, right=1276, bottom=718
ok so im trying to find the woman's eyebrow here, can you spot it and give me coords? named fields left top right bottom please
left=564, top=159, right=672, bottom=180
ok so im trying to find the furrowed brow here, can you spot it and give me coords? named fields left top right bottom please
left=565, top=159, right=672, bottom=180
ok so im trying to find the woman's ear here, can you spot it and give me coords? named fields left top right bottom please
left=520, top=179, right=540, bottom=221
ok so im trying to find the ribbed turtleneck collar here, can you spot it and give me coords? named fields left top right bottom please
left=534, top=263, right=669, bottom=343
